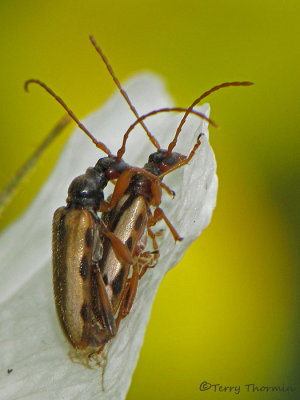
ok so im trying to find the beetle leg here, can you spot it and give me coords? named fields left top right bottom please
left=100, top=167, right=175, bottom=214
left=104, top=230, right=134, bottom=264
left=137, top=250, right=159, bottom=263
left=92, top=264, right=117, bottom=337
left=148, top=227, right=159, bottom=250
left=138, top=265, right=153, bottom=280
left=113, top=249, right=160, bottom=323
left=100, top=168, right=136, bottom=212
left=149, top=207, right=183, bottom=242
left=115, top=265, right=139, bottom=324
left=137, top=250, right=160, bottom=279
left=98, top=219, right=134, bottom=264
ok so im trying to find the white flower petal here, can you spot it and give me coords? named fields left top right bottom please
left=0, top=74, right=217, bottom=400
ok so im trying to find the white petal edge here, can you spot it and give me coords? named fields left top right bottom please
left=0, top=73, right=217, bottom=400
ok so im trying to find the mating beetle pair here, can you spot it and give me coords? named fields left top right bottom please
left=23, top=37, right=252, bottom=362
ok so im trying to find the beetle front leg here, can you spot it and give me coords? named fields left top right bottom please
left=149, top=207, right=183, bottom=242
left=100, top=168, right=135, bottom=212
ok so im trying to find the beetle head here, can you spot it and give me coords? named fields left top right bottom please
left=94, top=156, right=129, bottom=180
left=144, top=150, right=186, bottom=176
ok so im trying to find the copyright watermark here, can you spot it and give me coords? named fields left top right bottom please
left=199, top=381, right=296, bottom=395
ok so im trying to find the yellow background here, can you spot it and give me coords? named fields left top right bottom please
left=0, top=1, right=299, bottom=399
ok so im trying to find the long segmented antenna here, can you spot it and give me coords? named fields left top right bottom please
left=116, top=107, right=217, bottom=160
left=89, top=35, right=161, bottom=150
left=24, top=79, right=113, bottom=156
left=167, top=81, right=254, bottom=154
left=0, top=115, right=71, bottom=214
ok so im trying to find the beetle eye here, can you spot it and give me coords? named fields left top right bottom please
left=148, top=151, right=166, bottom=163
left=80, top=189, right=89, bottom=198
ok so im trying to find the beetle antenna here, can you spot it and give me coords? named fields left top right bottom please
left=89, top=35, right=161, bottom=151
left=116, top=107, right=217, bottom=161
left=167, top=81, right=254, bottom=154
left=25, top=79, right=112, bottom=156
